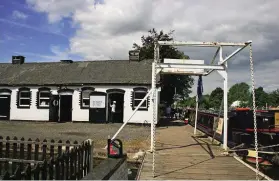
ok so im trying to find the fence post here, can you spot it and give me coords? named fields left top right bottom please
left=65, top=151, right=69, bottom=179
left=50, top=139, right=55, bottom=159
left=27, top=138, right=32, bottom=160
left=83, top=142, right=88, bottom=176
left=42, top=139, right=47, bottom=161
left=77, top=148, right=81, bottom=179
left=58, top=140, right=62, bottom=156
left=55, top=155, right=60, bottom=180
left=5, top=136, right=10, bottom=158
left=12, top=137, right=18, bottom=172
left=89, top=140, right=94, bottom=172
left=66, top=140, right=70, bottom=153
left=70, top=149, right=74, bottom=179
left=74, top=148, right=78, bottom=179
left=35, top=138, right=39, bottom=161
left=19, top=137, right=24, bottom=170
left=60, top=153, right=65, bottom=180
left=48, top=158, right=54, bottom=180
left=41, top=160, right=47, bottom=180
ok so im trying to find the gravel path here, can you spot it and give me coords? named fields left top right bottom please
left=0, top=121, right=150, bottom=153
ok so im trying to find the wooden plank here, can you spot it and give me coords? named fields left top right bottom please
left=139, top=124, right=267, bottom=180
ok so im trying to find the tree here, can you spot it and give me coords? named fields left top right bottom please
left=199, top=94, right=211, bottom=109
left=209, top=87, right=223, bottom=109
left=228, top=82, right=250, bottom=105
left=254, top=87, right=269, bottom=108
left=268, top=89, right=279, bottom=107
left=133, top=29, right=194, bottom=104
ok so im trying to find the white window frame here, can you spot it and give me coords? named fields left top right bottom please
left=81, top=90, right=93, bottom=108
left=133, top=90, right=148, bottom=109
left=38, top=91, right=51, bottom=108
left=19, top=90, right=31, bottom=107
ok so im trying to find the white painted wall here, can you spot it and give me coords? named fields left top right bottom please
left=1, top=85, right=155, bottom=124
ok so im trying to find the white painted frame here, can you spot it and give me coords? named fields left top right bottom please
left=153, top=40, right=252, bottom=152
left=18, top=90, right=31, bottom=107
left=38, top=91, right=51, bottom=108
left=110, top=40, right=252, bottom=153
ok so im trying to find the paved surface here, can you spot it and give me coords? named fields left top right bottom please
left=0, top=121, right=150, bottom=153
left=139, top=120, right=267, bottom=180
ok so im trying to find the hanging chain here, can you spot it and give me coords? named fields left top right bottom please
left=249, top=43, right=259, bottom=180
left=152, top=40, right=158, bottom=178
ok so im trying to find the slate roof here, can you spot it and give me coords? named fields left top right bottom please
left=0, top=59, right=153, bottom=85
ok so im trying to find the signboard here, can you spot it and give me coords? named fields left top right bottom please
left=90, top=95, right=106, bottom=108
left=275, top=112, right=279, bottom=126
left=162, top=59, right=205, bottom=74
left=216, top=117, right=224, bottom=135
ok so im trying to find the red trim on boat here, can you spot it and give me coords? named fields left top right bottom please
left=246, top=128, right=279, bottom=133
left=245, top=157, right=272, bottom=166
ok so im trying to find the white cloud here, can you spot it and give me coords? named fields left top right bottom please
left=12, top=10, right=28, bottom=19
left=15, top=45, right=74, bottom=62
left=26, top=0, right=279, bottom=94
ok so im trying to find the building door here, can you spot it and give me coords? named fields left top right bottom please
left=0, top=95, right=11, bottom=120
left=49, top=94, right=59, bottom=122
left=108, top=93, right=124, bottom=123
left=59, top=95, right=73, bottom=122
left=89, top=92, right=107, bottom=123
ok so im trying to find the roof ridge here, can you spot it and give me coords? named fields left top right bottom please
left=0, top=59, right=154, bottom=64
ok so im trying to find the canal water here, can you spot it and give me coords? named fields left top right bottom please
left=93, top=157, right=141, bottom=180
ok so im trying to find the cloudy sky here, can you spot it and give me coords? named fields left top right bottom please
left=0, top=0, right=278, bottom=96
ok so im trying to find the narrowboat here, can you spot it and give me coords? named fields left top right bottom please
left=185, top=108, right=279, bottom=166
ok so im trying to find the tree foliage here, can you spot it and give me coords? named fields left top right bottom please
left=133, top=29, right=194, bottom=104
left=228, top=82, right=250, bottom=105
left=209, top=87, right=223, bottom=109
left=269, top=89, right=279, bottom=106
left=181, top=82, right=279, bottom=109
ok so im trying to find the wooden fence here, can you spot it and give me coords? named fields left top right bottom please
left=0, top=136, right=93, bottom=180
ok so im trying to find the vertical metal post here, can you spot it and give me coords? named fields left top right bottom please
left=220, top=46, right=228, bottom=151
left=223, top=69, right=228, bottom=150
left=152, top=39, right=159, bottom=178
left=194, top=95, right=199, bottom=135
left=150, top=62, right=156, bottom=151
left=217, top=46, right=228, bottom=150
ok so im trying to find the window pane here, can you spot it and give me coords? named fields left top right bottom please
left=83, top=99, right=90, bottom=107
left=39, top=99, right=50, bottom=106
left=20, top=98, right=30, bottom=106
left=135, top=92, right=146, bottom=99
left=20, top=91, right=30, bottom=98
left=82, top=90, right=92, bottom=99
left=134, top=100, right=147, bottom=108
left=40, top=92, right=50, bottom=98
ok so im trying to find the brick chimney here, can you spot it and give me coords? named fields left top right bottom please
left=129, top=50, right=140, bottom=61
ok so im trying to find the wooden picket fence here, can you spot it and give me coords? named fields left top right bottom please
left=0, top=136, right=93, bottom=180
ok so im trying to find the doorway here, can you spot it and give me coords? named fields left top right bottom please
left=107, top=91, right=125, bottom=123
left=0, top=95, right=11, bottom=120
left=89, top=92, right=107, bottom=123
left=49, top=94, right=59, bottom=122
left=60, top=95, right=72, bottom=122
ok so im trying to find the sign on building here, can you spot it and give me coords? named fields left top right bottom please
left=90, top=95, right=106, bottom=108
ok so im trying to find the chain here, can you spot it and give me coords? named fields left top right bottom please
left=152, top=40, right=158, bottom=178
left=249, top=43, right=259, bottom=180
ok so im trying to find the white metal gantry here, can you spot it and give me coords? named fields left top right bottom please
left=151, top=40, right=252, bottom=152
left=109, top=39, right=257, bottom=179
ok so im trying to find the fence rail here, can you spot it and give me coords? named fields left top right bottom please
left=0, top=136, right=93, bottom=180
